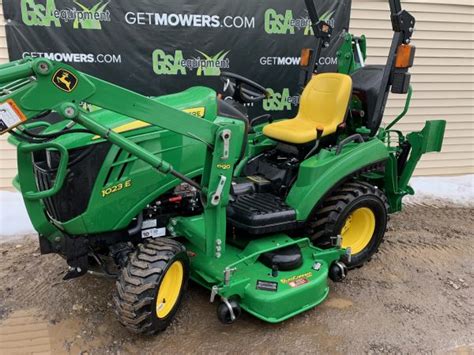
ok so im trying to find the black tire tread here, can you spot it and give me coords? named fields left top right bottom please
left=308, top=180, right=389, bottom=268
left=113, top=238, right=186, bottom=335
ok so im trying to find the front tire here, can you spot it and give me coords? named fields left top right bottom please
left=308, top=181, right=389, bottom=268
left=114, top=238, right=189, bottom=334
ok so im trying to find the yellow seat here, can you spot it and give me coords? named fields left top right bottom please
left=263, top=73, right=353, bottom=144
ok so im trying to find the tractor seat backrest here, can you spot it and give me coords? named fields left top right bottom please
left=350, top=65, right=385, bottom=134
left=262, top=73, right=352, bottom=145
left=298, top=73, right=353, bottom=131
left=263, top=73, right=352, bottom=144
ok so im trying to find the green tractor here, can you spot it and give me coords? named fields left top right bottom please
left=1, top=0, right=445, bottom=334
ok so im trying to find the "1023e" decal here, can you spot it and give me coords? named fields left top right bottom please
left=101, top=180, right=132, bottom=197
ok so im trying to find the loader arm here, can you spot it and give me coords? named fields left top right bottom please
left=0, top=58, right=217, bottom=144
left=0, top=58, right=230, bottom=189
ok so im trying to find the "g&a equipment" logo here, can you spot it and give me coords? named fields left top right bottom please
left=263, top=88, right=300, bottom=112
left=152, top=49, right=230, bottom=76
left=264, top=9, right=335, bottom=35
left=20, top=0, right=111, bottom=30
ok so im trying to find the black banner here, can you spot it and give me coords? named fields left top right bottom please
left=3, top=0, right=351, bottom=118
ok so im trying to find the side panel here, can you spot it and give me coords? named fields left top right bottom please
left=59, top=129, right=206, bottom=235
left=286, top=139, right=389, bottom=220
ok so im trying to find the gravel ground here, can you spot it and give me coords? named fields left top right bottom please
left=0, top=204, right=473, bottom=354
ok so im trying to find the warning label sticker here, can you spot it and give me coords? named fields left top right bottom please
left=280, top=272, right=313, bottom=285
left=0, top=100, right=26, bottom=134
left=289, top=278, right=309, bottom=288
left=141, top=227, right=166, bottom=239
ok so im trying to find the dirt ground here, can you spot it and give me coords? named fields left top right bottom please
left=0, top=203, right=473, bottom=354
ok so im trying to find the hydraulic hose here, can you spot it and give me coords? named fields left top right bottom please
left=20, top=127, right=92, bottom=139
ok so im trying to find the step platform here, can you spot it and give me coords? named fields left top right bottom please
left=227, top=193, right=299, bottom=235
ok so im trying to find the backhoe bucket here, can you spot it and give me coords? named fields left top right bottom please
left=397, top=120, right=447, bottom=197
left=407, top=120, right=446, bottom=154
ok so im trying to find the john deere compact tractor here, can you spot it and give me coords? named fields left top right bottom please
left=1, top=0, right=445, bottom=333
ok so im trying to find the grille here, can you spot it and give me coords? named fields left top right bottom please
left=33, top=143, right=111, bottom=222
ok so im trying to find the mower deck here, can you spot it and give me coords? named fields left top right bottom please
left=183, top=234, right=346, bottom=323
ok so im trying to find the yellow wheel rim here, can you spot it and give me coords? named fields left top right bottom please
left=341, top=207, right=376, bottom=255
left=156, top=261, right=184, bottom=319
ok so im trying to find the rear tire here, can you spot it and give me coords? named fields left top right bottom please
left=308, top=181, right=389, bottom=268
left=113, top=238, right=189, bottom=335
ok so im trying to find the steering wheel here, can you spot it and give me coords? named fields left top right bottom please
left=220, top=72, right=270, bottom=104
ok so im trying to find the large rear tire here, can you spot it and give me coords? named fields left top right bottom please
left=308, top=181, right=389, bottom=268
left=113, top=238, right=189, bottom=334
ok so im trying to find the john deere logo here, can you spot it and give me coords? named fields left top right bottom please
left=264, top=9, right=335, bottom=35
left=152, top=49, right=230, bottom=76
left=263, top=88, right=300, bottom=112
left=52, top=69, right=78, bottom=92
left=20, top=0, right=111, bottom=30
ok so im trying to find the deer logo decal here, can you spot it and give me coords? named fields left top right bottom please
left=52, top=69, right=78, bottom=93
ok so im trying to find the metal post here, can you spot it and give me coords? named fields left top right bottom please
left=389, top=0, right=402, bottom=15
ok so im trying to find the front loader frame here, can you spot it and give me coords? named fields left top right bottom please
left=1, top=57, right=246, bottom=262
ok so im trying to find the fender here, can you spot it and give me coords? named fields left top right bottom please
left=286, top=139, right=389, bottom=221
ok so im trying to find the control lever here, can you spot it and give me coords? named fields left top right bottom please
left=305, top=126, right=324, bottom=160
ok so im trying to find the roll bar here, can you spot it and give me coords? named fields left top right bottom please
left=303, top=0, right=334, bottom=74
left=371, top=0, right=415, bottom=135
left=304, top=0, right=416, bottom=135
left=299, top=0, right=335, bottom=89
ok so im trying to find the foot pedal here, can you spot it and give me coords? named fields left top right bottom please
left=227, top=193, right=298, bottom=235
left=63, top=266, right=87, bottom=280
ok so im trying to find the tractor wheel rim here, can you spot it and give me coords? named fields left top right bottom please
left=156, top=261, right=184, bottom=319
left=341, top=207, right=376, bottom=255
